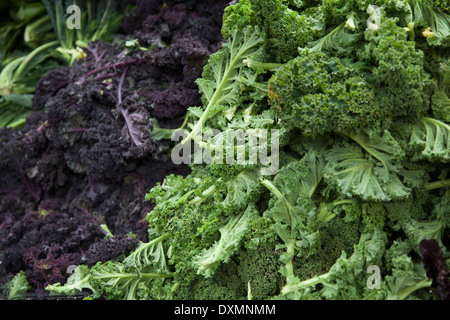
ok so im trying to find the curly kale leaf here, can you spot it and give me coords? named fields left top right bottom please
left=262, top=151, right=325, bottom=236
left=223, top=0, right=324, bottom=63
left=123, top=233, right=171, bottom=276
left=282, top=229, right=387, bottom=299
left=408, top=0, right=450, bottom=47
left=268, top=52, right=384, bottom=136
left=324, top=131, right=411, bottom=202
left=46, top=265, right=99, bottom=298
left=145, top=165, right=264, bottom=285
left=194, top=204, right=259, bottom=278
left=308, top=11, right=362, bottom=54
left=5, top=271, right=30, bottom=300
left=261, top=151, right=326, bottom=286
left=383, top=254, right=432, bottom=300
left=89, top=261, right=172, bottom=300
left=180, top=26, right=264, bottom=145
left=367, top=16, right=434, bottom=123
left=46, top=234, right=173, bottom=300
left=222, top=170, right=261, bottom=212
left=409, top=117, right=450, bottom=162
left=432, top=89, right=450, bottom=123
left=431, top=59, right=450, bottom=122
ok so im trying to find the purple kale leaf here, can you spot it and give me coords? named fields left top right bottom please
left=117, top=67, right=155, bottom=159
left=419, top=239, right=450, bottom=300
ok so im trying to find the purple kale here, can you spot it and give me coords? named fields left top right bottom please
left=31, top=66, right=73, bottom=110
left=419, top=239, right=450, bottom=300
left=151, top=85, right=202, bottom=120
left=142, top=4, right=187, bottom=35
left=84, top=235, right=139, bottom=266
left=23, top=246, right=81, bottom=291
left=0, top=0, right=229, bottom=297
left=116, top=66, right=156, bottom=159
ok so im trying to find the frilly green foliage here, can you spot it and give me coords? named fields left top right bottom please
left=5, top=270, right=30, bottom=300
left=268, top=53, right=385, bottom=136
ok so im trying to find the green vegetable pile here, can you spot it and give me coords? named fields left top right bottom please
left=46, top=0, right=450, bottom=300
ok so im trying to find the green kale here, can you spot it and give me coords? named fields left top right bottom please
left=369, top=254, right=432, bottom=300
left=173, top=260, right=247, bottom=300
left=282, top=229, right=387, bottom=299
left=409, top=117, right=450, bottom=162
left=236, top=245, right=284, bottom=300
left=366, top=16, right=435, bottom=123
left=431, top=78, right=450, bottom=123
left=47, top=234, right=174, bottom=300
left=222, top=0, right=324, bottom=63
left=268, top=52, right=385, bottom=136
left=5, top=270, right=30, bottom=300
left=261, top=151, right=326, bottom=288
left=407, top=0, right=450, bottom=47
left=194, top=204, right=259, bottom=278
left=293, top=216, right=361, bottom=282
left=175, top=26, right=264, bottom=146
left=324, top=130, right=411, bottom=202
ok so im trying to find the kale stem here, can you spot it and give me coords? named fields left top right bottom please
left=342, top=131, right=386, bottom=166
left=117, top=66, right=128, bottom=105
left=284, top=239, right=296, bottom=284
left=179, top=112, right=191, bottom=129
left=281, top=272, right=330, bottom=295
left=94, top=73, right=117, bottom=81
left=140, top=272, right=174, bottom=278
left=189, top=185, right=218, bottom=205
left=76, top=59, right=137, bottom=85
left=260, top=179, right=296, bottom=228
left=243, top=58, right=282, bottom=71
left=333, top=199, right=353, bottom=206
left=179, top=30, right=262, bottom=146
left=117, top=66, right=143, bottom=147
left=260, top=179, right=284, bottom=202
left=148, top=232, right=171, bottom=245
left=317, top=199, right=353, bottom=223
left=85, top=45, right=106, bottom=65
left=180, top=59, right=236, bottom=145
left=176, top=190, right=196, bottom=205
left=131, top=232, right=171, bottom=255
left=424, top=179, right=450, bottom=190
left=96, top=272, right=174, bottom=280
left=12, top=41, right=59, bottom=83
left=422, top=117, right=450, bottom=131
left=397, top=278, right=432, bottom=300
